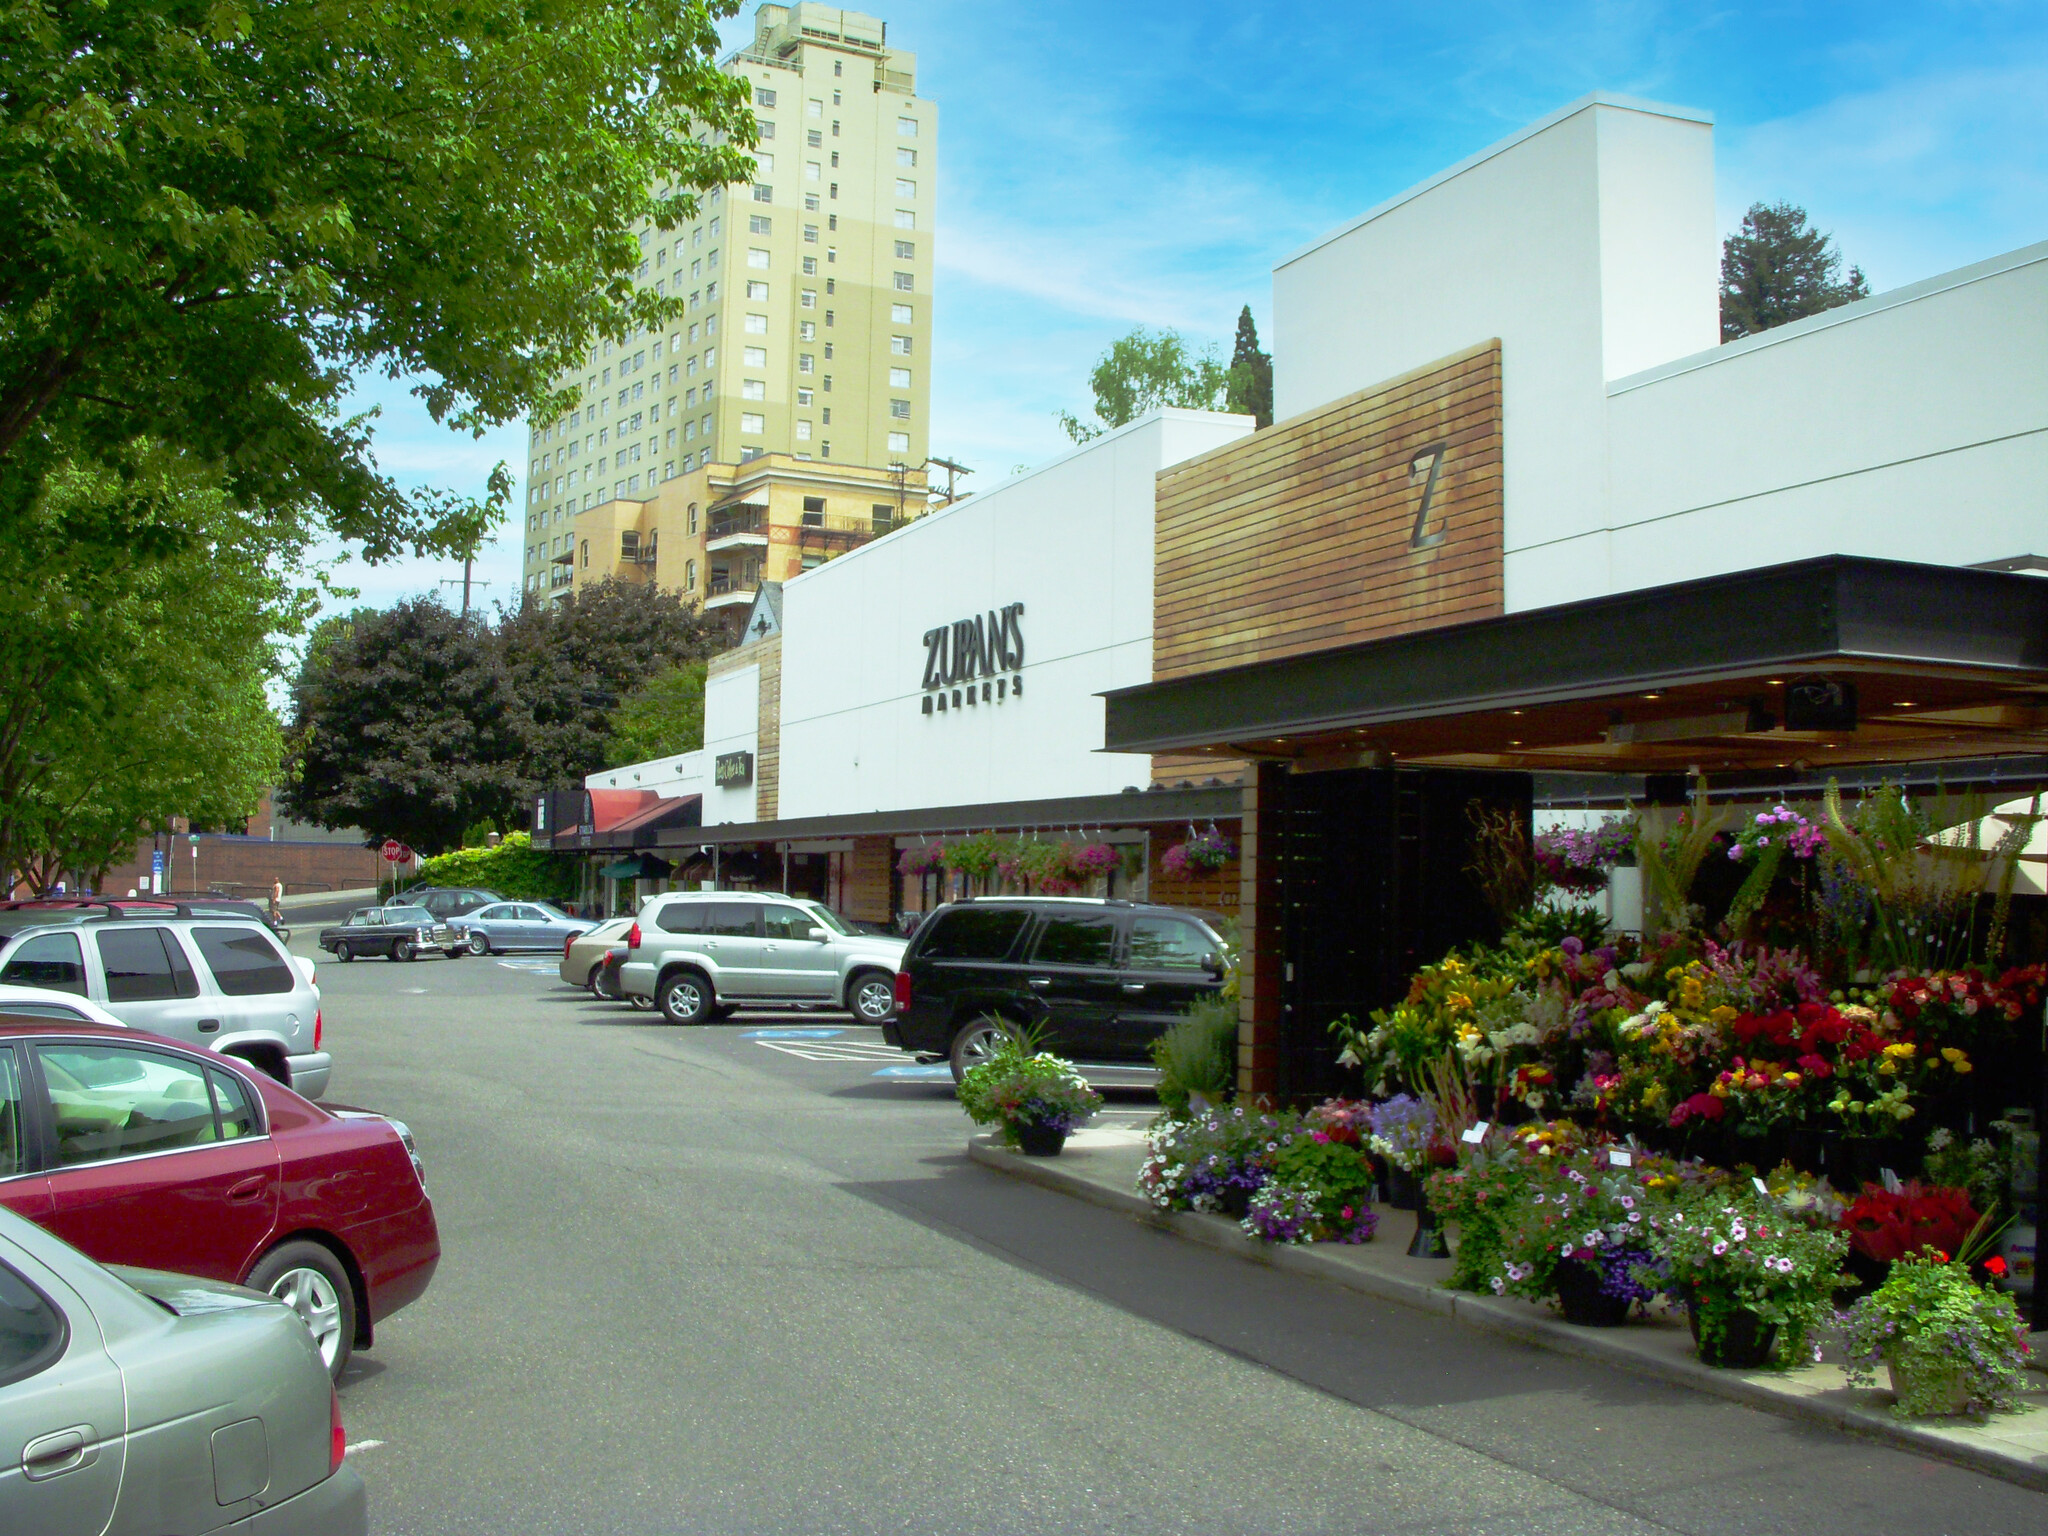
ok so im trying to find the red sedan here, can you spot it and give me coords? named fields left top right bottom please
left=0, top=1014, right=438, bottom=1378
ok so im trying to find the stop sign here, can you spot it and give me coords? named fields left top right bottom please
left=381, top=839, right=404, bottom=863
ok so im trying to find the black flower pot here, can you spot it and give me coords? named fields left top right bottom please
left=1553, top=1257, right=1631, bottom=1327
left=1219, top=1185, right=1254, bottom=1219
left=1839, top=1248, right=1890, bottom=1304
left=1407, top=1186, right=1450, bottom=1259
left=1385, top=1166, right=1419, bottom=1212
left=1687, top=1299, right=1778, bottom=1368
left=1014, top=1120, right=1067, bottom=1157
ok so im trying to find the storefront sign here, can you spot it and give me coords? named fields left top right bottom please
left=921, top=602, right=1025, bottom=716
left=715, top=750, right=755, bottom=788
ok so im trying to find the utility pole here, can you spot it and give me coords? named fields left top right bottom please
left=925, top=456, right=973, bottom=506
left=438, top=548, right=490, bottom=618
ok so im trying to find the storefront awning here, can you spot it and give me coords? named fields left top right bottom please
left=1102, top=556, right=2048, bottom=778
left=600, top=852, right=674, bottom=881
left=651, top=785, right=1244, bottom=849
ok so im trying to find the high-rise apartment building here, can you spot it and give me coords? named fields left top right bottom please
left=519, top=3, right=935, bottom=605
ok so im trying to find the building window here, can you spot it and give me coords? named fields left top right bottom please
left=757, top=121, right=775, bottom=141
left=890, top=399, right=910, bottom=419
left=889, top=367, right=911, bottom=388
left=893, top=272, right=913, bottom=292
left=892, top=303, right=913, bottom=323
left=802, top=224, right=818, bottom=243
left=740, top=413, right=764, bottom=434
left=894, top=209, right=915, bottom=229
left=897, top=116, right=918, bottom=136
left=752, top=185, right=772, bottom=202
left=822, top=376, right=831, bottom=393
left=887, top=431, right=910, bottom=453
left=686, top=558, right=697, bottom=588
left=756, top=87, right=776, bottom=107
left=897, top=147, right=916, bottom=167
left=894, top=240, right=914, bottom=259
left=806, top=160, right=821, bottom=182
left=798, top=353, right=814, bottom=374
left=895, top=179, right=916, bottom=199
left=820, top=441, right=830, bottom=458
left=823, top=342, right=833, bottom=359
left=746, top=281, right=769, bottom=300
left=742, top=379, right=765, bottom=400
left=742, top=346, right=767, bottom=366
left=747, top=247, right=769, bottom=269
left=580, top=538, right=590, bottom=567
left=891, top=335, right=912, bottom=355
left=807, top=98, right=822, bottom=117
left=799, top=321, right=816, bottom=341
left=749, top=215, right=771, bottom=234
left=800, top=289, right=816, bottom=309
left=754, top=153, right=774, bottom=174
left=802, top=256, right=817, bottom=275
left=740, top=446, right=762, bottom=463
left=795, top=420, right=812, bottom=440
left=744, top=313, right=767, bottom=334
left=688, top=504, right=698, bottom=534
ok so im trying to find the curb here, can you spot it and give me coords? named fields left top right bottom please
left=967, top=1136, right=2048, bottom=1494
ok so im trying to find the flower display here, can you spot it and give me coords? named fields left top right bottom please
left=1159, top=827, right=1237, bottom=877
left=1139, top=1105, right=1295, bottom=1214
left=1363, top=1094, right=1442, bottom=1174
left=954, top=1032, right=1103, bottom=1145
left=1654, top=1189, right=1847, bottom=1366
left=1533, top=816, right=1635, bottom=895
left=1838, top=1182, right=1980, bottom=1266
left=1487, top=1150, right=1679, bottom=1313
left=1839, top=1252, right=2035, bottom=1418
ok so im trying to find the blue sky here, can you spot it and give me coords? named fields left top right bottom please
left=330, top=0, right=2048, bottom=618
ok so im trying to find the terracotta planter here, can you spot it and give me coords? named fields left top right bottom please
left=1553, top=1257, right=1631, bottom=1327
left=1886, top=1357, right=1975, bottom=1416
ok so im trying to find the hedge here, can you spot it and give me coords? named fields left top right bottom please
left=400, top=832, right=578, bottom=902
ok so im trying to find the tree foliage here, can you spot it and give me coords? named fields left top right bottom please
left=403, top=832, right=577, bottom=903
left=607, top=661, right=710, bottom=768
left=1225, top=306, right=1273, bottom=428
left=1058, top=328, right=1227, bottom=443
left=0, top=452, right=304, bottom=891
left=1720, top=202, right=1870, bottom=342
left=0, top=0, right=755, bottom=556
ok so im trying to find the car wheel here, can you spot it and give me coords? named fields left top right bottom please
left=848, top=971, right=895, bottom=1024
left=949, top=1017, right=1012, bottom=1084
left=589, top=965, right=618, bottom=1001
left=335, top=943, right=353, bottom=963
left=658, top=970, right=714, bottom=1025
left=246, top=1240, right=357, bottom=1380
left=468, top=931, right=491, bottom=957
left=393, top=940, right=415, bottom=962
left=628, top=993, right=655, bottom=1011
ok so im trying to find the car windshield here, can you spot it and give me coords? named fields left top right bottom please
left=799, top=903, right=851, bottom=936
left=385, top=906, right=431, bottom=924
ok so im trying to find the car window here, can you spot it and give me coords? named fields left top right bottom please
left=710, top=904, right=760, bottom=938
left=655, top=902, right=711, bottom=935
left=347, top=910, right=376, bottom=926
left=917, top=908, right=1029, bottom=961
left=517, top=905, right=548, bottom=922
left=475, top=905, right=511, bottom=921
left=209, top=1068, right=260, bottom=1140
left=191, top=926, right=296, bottom=997
left=0, top=1257, right=65, bottom=1389
left=0, top=1003, right=89, bottom=1021
left=95, top=927, right=200, bottom=1002
left=1, top=932, right=87, bottom=995
left=760, top=904, right=816, bottom=940
left=1127, top=917, right=1215, bottom=971
left=1030, top=914, right=1119, bottom=968
left=0, top=1047, right=23, bottom=1178
left=37, top=1045, right=229, bottom=1165
left=386, top=907, right=431, bottom=925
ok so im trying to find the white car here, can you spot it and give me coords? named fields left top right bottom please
left=0, top=912, right=330, bottom=1097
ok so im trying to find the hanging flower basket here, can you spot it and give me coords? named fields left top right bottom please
left=896, top=842, right=946, bottom=877
left=1160, top=829, right=1236, bottom=877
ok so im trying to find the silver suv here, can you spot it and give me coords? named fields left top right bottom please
left=620, top=892, right=907, bottom=1025
left=0, top=910, right=330, bottom=1097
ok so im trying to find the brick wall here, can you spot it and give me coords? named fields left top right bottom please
left=98, top=836, right=383, bottom=898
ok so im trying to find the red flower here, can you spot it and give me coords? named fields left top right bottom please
left=1795, top=1053, right=1833, bottom=1080
left=1668, top=1092, right=1726, bottom=1128
left=1986, top=1256, right=2009, bottom=1277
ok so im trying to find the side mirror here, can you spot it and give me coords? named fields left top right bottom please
left=806, top=926, right=830, bottom=942
left=1202, top=953, right=1226, bottom=979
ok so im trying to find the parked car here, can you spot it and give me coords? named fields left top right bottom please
left=0, top=1204, right=365, bottom=1535
left=0, top=983, right=125, bottom=1025
left=317, top=904, right=463, bottom=963
left=560, top=916, right=635, bottom=990
left=0, top=894, right=291, bottom=943
left=885, top=897, right=1228, bottom=1080
left=590, top=947, right=654, bottom=1009
left=400, top=886, right=502, bottom=921
left=449, top=901, right=590, bottom=956
left=0, top=1014, right=438, bottom=1379
left=0, top=907, right=331, bottom=1098
left=618, top=892, right=907, bottom=1025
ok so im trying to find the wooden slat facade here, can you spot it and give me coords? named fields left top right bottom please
left=1153, top=341, right=1505, bottom=688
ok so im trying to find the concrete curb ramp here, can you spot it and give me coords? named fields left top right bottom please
left=967, top=1132, right=2048, bottom=1494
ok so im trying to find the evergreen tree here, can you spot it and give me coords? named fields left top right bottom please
left=1720, top=202, right=1870, bottom=342
left=1225, top=305, right=1273, bottom=428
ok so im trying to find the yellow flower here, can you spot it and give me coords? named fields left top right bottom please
left=1710, top=1006, right=1738, bottom=1025
left=1782, top=1072, right=1802, bottom=1086
left=1882, top=1042, right=1916, bottom=1058
left=1877, top=1059, right=1896, bottom=1076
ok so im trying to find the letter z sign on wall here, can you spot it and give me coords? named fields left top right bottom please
left=921, top=602, right=1025, bottom=718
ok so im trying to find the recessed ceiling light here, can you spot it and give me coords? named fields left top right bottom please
left=1642, top=692, right=1662, bottom=700
left=1510, top=739, right=1523, bottom=746
left=1766, top=679, right=1783, bottom=685
left=1893, top=701, right=1915, bottom=708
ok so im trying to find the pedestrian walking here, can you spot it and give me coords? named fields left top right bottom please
left=270, top=877, right=285, bottom=926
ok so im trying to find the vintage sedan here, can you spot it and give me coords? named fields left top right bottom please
left=450, top=901, right=590, bottom=956
left=318, top=903, right=463, bottom=962
left=0, top=1016, right=439, bottom=1379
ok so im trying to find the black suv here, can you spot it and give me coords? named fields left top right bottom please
left=885, top=898, right=1228, bottom=1081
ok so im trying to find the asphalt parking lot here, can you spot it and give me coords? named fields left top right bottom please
left=297, top=936, right=2048, bottom=1536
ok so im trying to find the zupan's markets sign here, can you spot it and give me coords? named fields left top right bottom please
left=921, top=602, right=1024, bottom=717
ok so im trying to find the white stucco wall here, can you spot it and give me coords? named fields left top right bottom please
left=583, top=660, right=759, bottom=825
left=773, top=409, right=1254, bottom=819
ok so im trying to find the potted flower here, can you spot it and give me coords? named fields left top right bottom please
left=1158, top=827, right=1236, bottom=877
left=955, top=1023, right=1103, bottom=1156
left=1241, top=1127, right=1378, bottom=1245
left=1655, top=1189, right=1847, bottom=1368
left=1490, top=1151, right=1671, bottom=1327
left=1366, top=1095, right=1453, bottom=1256
left=896, top=841, right=946, bottom=877
left=1840, top=1250, right=2034, bottom=1418
left=1139, top=1104, right=1297, bottom=1216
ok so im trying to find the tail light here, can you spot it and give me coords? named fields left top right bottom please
left=893, top=971, right=912, bottom=1011
left=626, top=923, right=642, bottom=950
left=329, top=1385, right=346, bottom=1474
left=313, top=1010, right=323, bottom=1050
left=564, top=933, right=575, bottom=957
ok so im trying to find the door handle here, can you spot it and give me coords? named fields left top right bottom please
left=1121, top=983, right=1146, bottom=993
left=227, top=1175, right=267, bottom=1203
left=1026, top=977, right=1050, bottom=989
left=197, top=1017, right=222, bottom=1033
left=22, top=1427, right=89, bottom=1480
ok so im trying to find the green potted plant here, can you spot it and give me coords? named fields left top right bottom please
left=956, top=1020, right=1103, bottom=1156
left=1488, top=1150, right=1675, bottom=1327
left=1655, top=1189, right=1846, bottom=1368
left=1840, top=1246, right=2034, bottom=1418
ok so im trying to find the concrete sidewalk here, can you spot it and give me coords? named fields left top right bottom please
left=970, top=1127, right=2048, bottom=1494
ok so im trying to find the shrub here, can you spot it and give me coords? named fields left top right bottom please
left=403, top=831, right=576, bottom=902
left=1151, top=994, right=1238, bottom=1118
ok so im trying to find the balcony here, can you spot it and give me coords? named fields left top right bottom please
left=707, top=502, right=769, bottom=552
left=797, top=511, right=894, bottom=559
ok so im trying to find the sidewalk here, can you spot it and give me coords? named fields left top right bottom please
left=969, top=1128, right=2048, bottom=1494
left=280, top=888, right=376, bottom=910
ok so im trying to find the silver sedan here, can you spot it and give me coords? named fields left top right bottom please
left=449, top=901, right=591, bottom=956
left=0, top=1205, right=365, bottom=1534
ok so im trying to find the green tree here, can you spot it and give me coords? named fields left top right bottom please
left=1224, top=305, right=1273, bottom=428
left=1057, top=328, right=1227, bottom=443
left=0, top=452, right=303, bottom=891
left=1720, top=202, right=1870, bottom=342
left=0, top=0, right=755, bottom=558
left=498, top=579, right=718, bottom=789
left=606, top=661, right=710, bottom=767
left=279, top=598, right=526, bottom=854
